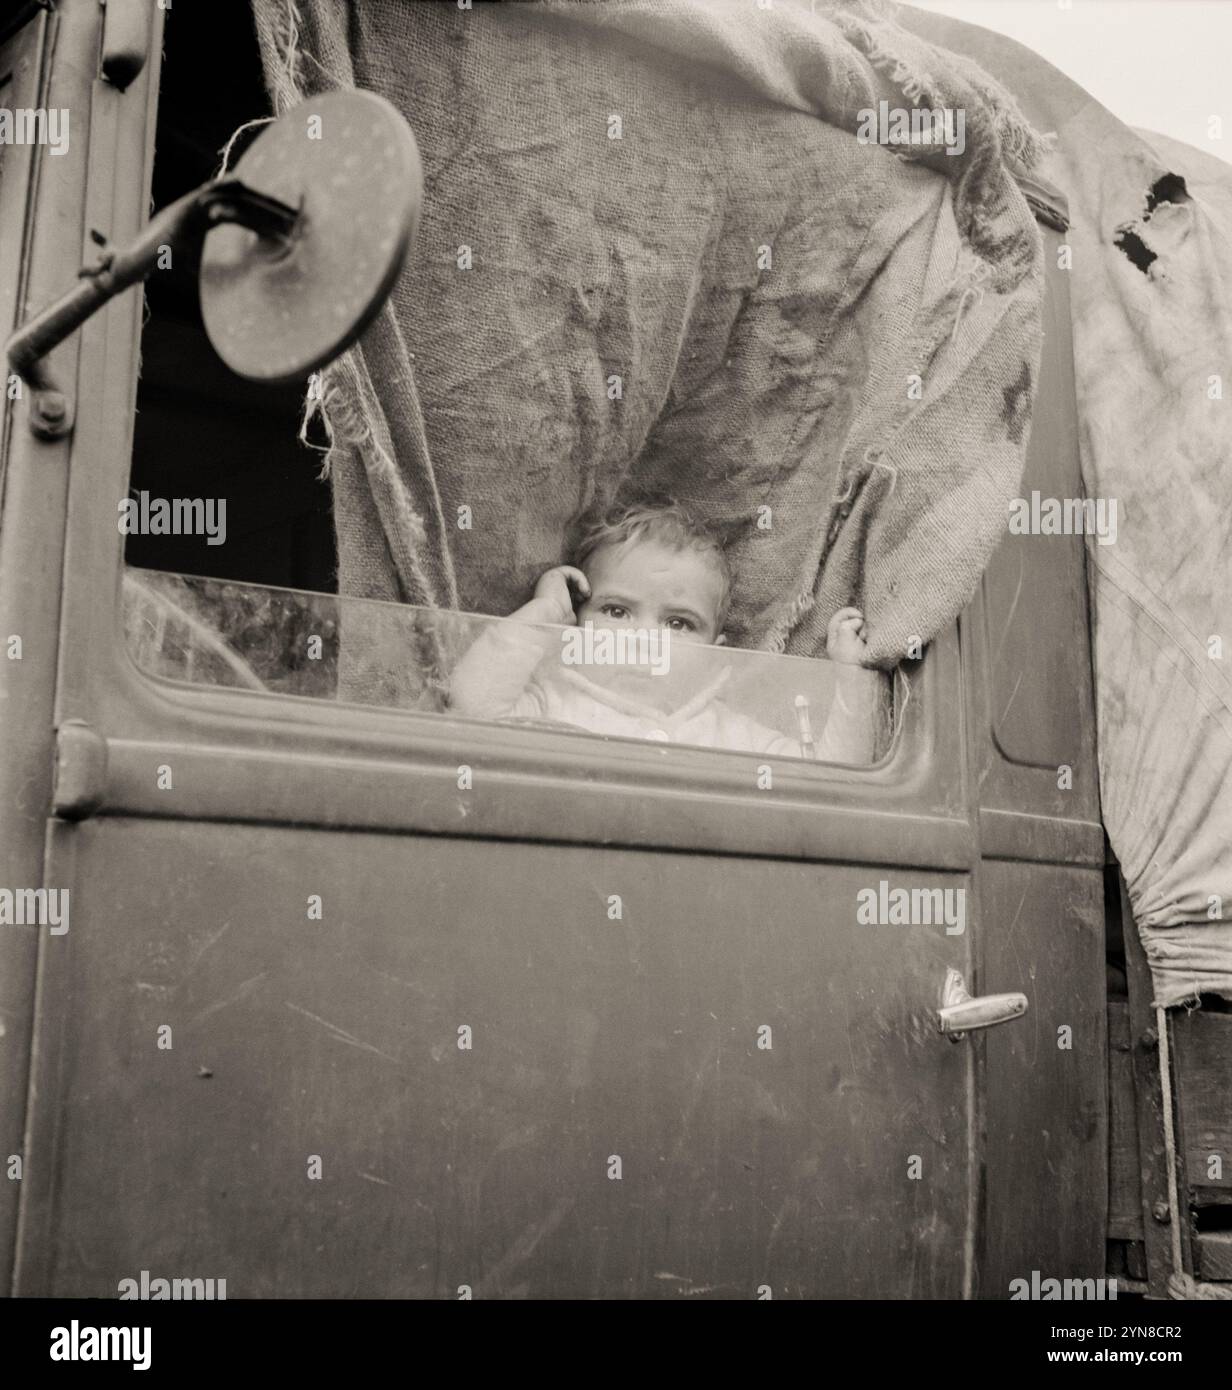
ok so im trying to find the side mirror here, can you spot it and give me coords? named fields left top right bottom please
left=4, top=89, right=422, bottom=438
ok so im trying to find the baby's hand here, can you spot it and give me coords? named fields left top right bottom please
left=526, top=564, right=590, bottom=625
left=826, top=606, right=869, bottom=665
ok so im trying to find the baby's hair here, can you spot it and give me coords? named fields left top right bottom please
left=568, top=494, right=734, bottom=632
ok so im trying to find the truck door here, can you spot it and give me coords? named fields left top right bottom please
left=966, top=182, right=1108, bottom=1294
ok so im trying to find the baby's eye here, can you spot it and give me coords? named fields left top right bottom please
left=665, top=617, right=695, bottom=632
left=600, top=604, right=630, bottom=620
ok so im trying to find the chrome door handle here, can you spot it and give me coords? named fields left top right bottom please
left=937, top=968, right=1028, bottom=1041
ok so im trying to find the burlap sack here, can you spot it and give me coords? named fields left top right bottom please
left=249, top=0, right=1045, bottom=691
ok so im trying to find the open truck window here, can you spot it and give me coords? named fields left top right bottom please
left=119, top=2, right=898, bottom=769
left=122, top=568, right=895, bottom=764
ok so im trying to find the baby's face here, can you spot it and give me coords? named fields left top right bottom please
left=577, top=538, right=726, bottom=646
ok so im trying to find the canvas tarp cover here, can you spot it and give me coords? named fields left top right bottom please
left=896, top=9, right=1232, bottom=1007
left=249, top=0, right=1047, bottom=673
left=248, top=0, right=1231, bottom=1004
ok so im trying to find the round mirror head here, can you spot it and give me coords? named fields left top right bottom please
left=200, top=89, right=421, bottom=384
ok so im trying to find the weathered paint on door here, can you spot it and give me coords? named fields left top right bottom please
left=21, top=821, right=973, bottom=1298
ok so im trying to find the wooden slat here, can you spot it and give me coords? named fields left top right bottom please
left=1172, top=1011, right=1232, bottom=1195
left=1196, top=1231, right=1232, bottom=1282
left=1107, top=1000, right=1144, bottom=1240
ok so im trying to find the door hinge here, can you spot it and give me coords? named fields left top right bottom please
left=101, top=0, right=152, bottom=92
left=52, top=720, right=108, bottom=820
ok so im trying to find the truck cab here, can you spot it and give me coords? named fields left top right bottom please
left=0, top=0, right=1223, bottom=1299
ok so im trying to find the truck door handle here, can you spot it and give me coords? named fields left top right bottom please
left=937, top=968, right=1028, bottom=1041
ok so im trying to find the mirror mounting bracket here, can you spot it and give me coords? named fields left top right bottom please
left=6, top=89, right=421, bottom=440
left=5, top=178, right=299, bottom=441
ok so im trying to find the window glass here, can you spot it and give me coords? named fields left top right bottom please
left=124, top=568, right=895, bottom=765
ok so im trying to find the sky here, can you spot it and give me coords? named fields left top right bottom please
left=907, top=0, right=1232, bottom=163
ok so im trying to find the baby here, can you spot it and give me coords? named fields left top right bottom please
left=448, top=500, right=878, bottom=762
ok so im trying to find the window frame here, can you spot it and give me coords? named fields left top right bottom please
left=51, top=18, right=974, bottom=874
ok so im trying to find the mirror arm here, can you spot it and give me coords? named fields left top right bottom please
left=5, top=178, right=299, bottom=440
